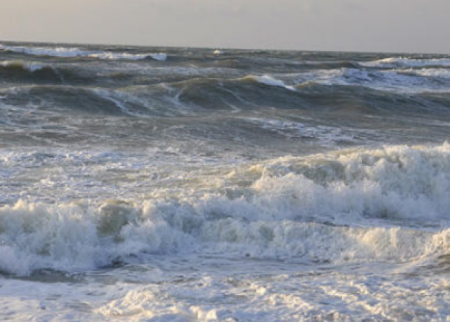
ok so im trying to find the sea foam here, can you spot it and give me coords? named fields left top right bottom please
left=2, top=144, right=450, bottom=275
left=360, top=57, right=450, bottom=68
left=0, top=44, right=167, bottom=61
left=241, top=75, right=296, bottom=91
left=0, top=60, right=47, bottom=72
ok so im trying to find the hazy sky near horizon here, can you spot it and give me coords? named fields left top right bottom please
left=1, top=0, right=449, bottom=53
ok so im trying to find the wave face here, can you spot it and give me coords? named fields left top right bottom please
left=2, top=41, right=450, bottom=322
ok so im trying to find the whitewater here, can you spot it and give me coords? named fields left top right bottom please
left=1, top=41, right=450, bottom=321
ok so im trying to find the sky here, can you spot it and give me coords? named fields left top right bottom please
left=0, top=0, right=449, bottom=53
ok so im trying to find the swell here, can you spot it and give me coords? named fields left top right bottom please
left=0, top=60, right=97, bottom=85
left=2, top=78, right=450, bottom=118
left=292, top=68, right=450, bottom=93
left=0, top=60, right=245, bottom=87
left=3, top=60, right=450, bottom=97
left=192, top=57, right=361, bottom=72
left=0, top=85, right=135, bottom=115
left=0, top=44, right=167, bottom=61
left=2, top=144, right=450, bottom=275
left=361, top=57, right=450, bottom=68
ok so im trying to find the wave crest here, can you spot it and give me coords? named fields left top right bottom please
left=0, top=44, right=167, bottom=61
left=360, top=57, right=450, bottom=68
left=2, top=144, right=450, bottom=275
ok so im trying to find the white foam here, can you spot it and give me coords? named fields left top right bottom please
left=2, top=144, right=450, bottom=275
left=243, top=75, right=296, bottom=91
left=0, top=60, right=47, bottom=72
left=89, top=52, right=167, bottom=61
left=401, top=68, right=450, bottom=79
left=0, top=196, right=449, bottom=273
left=0, top=44, right=167, bottom=61
left=0, top=44, right=86, bottom=58
left=360, top=57, right=450, bottom=68
left=295, top=67, right=450, bottom=93
left=2, top=259, right=450, bottom=322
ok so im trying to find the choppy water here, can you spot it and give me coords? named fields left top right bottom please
left=1, top=41, right=450, bottom=321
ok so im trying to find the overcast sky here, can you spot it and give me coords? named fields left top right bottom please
left=1, top=0, right=449, bottom=53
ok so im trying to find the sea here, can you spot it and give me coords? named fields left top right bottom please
left=1, top=41, right=450, bottom=321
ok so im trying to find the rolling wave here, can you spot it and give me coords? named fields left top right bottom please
left=2, top=78, right=450, bottom=119
left=2, top=42, right=450, bottom=322
left=3, top=58, right=449, bottom=96
left=403, top=68, right=450, bottom=79
left=0, top=44, right=167, bottom=61
left=294, top=68, right=450, bottom=93
left=0, top=85, right=131, bottom=115
left=360, top=57, right=450, bottom=68
left=241, top=75, right=296, bottom=91
left=1, top=143, right=450, bottom=275
left=0, top=60, right=87, bottom=85
left=0, top=59, right=49, bottom=72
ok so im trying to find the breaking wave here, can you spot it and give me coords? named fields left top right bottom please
left=2, top=143, right=450, bottom=275
left=0, top=60, right=87, bottom=85
left=0, top=44, right=167, bottom=61
left=360, top=57, right=450, bottom=68
left=0, top=59, right=49, bottom=72
left=241, top=75, right=296, bottom=91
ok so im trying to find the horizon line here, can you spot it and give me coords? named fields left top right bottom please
left=1, top=38, right=448, bottom=57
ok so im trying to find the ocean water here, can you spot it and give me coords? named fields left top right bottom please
left=1, top=41, right=450, bottom=321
